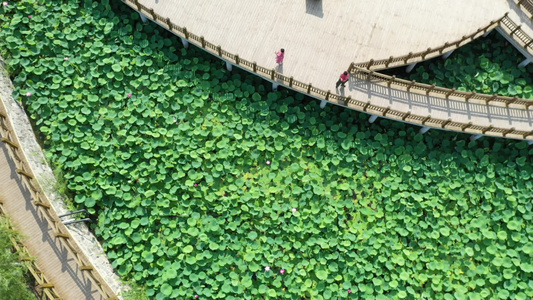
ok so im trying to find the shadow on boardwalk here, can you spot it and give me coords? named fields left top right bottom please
left=0, top=138, right=103, bottom=300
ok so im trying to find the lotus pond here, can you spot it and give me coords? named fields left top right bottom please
left=1, top=0, right=533, bottom=299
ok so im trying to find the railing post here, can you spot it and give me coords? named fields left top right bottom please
left=486, top=94, right=497, bottom=105
left=149, top=8, right=155, bottom=19
left=344, top=96, right=351, bottom=106
left=271, top=69, right=276, bottom=80
left=325, top=90, right=331, bottom=101
left=439, top=42, right=449, bottom=54
left=367, top=59, right=374, bottom=69
left=253, top=62, right=257, bottom=72
left=235, top=55, right=240, bottom=65
left=288, top=76, right=293, bottom=87
left=406, top=80, right=416, bottom=92
left=503, top=127, right=515, bottom=137
left=183, top=27, right=189, bottom=39
left=403, top=52, right=413, bottom=63
left=482, top=125, right=494, bottom=134
left=402, top=111, right=411, bottom=121
left=133, top=0, right=140, bottom=10
left=465, top=92, right=476, bottom=101
left=461, top=122, right=472, bottom=131
left=348, top=62, right=354, bottom=73
left=385, top=56, right=394, bottom=68
left=217, top=46, right=222, bottom=56
left=442, top=119, right=452, bottom=128
left=422, top=115, right=431, bottom=125
left=445, top=88, right=456, bottom=99
left=426, top=84, right=436, bottom=95
left=387, top=75, right=396, bottom=88
left=307, top=83, right=312, bottom=94
left=200, top=36, right=206, bottom=48
left=166, top=18, right=172, bottom=30
left=421, top=48, right=432, bottom=60
left=367, top=70, right=374, bottom=81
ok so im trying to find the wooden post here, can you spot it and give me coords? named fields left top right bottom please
left=288, top=76, right=293, bottom=87
left=403, top=52, right=413, bottom=63
left=200, top=36, right=206, bottom=48
left=235, top=55, right=240, bottom=65
left=465, top=92, right=476, bottom=101
left=344, top=96, right=351, bottom=106
left=406, top=80, right=416, bottom=92
left=271, top=69, right=276, bottom=80
left=461, top=122, right=472, bottom=131
left=445, top=88, right=456, bottom=99
left=325, top=90, right=331, bottom=100
left=387, top=76, right=396, bottom=88
left=482, top=125, right=494, bottom=134
left=253, top=62, right=257, bottom=72
left=166, top=18, right=172, bottom=30
left=503, top=127, right=515, bottom=137
left=217, top=46, right=222, bottom=56
left=421, top=48, right=432, bottom=59
left=307, top=83, right=312, bottom=94
left=426, top=84, right=436, bottom=95
left=367, top=59, right=374, bottom=69
left=385, top=56, right=393, bottom=68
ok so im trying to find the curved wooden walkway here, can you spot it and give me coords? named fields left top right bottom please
left=124, top=0, right=533, bottom=141
left=0, top=138, right=105, bottom=300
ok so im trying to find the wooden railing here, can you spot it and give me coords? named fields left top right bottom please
left=516, top=0, right=533, bottom=19
left=352, top=17, right=502, bottom=70
left=0, top=202, right=62, bottom=300
left=499, top=14, right=533, bottom=56
left=348, top=64, right=533, bottom=108
left=122, top=0, right=533, bottom=141
left=356, top=13, right=533, bottom=70
left=0, top=97, right=118, bottom=300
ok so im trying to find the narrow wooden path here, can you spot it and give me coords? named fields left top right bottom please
left=124, top=0, right=533, bottom=141
left=0, top=138, right=105, bottom=300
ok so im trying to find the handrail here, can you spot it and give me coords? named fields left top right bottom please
left=0, top=96, right=118, bottom=300
left=348, top=64, right=533, bottom=107
left=0, top=202, right=62, bottom=300
left=498, top=14, right=533, bottom=56
left=516, top=0, right=533, bottom=19
left=122, top=0, right=533, bottom=141
left=352, top=17, right=503, bottom=70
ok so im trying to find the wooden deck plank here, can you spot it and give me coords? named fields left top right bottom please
left=0, top=140, right=104, bottom=300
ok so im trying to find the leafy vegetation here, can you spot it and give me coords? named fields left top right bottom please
left=391, top=32, right=533, bottom=99
left=0, top=217, right=37, bottom=300
left=1, top=1, right=533, bottom=299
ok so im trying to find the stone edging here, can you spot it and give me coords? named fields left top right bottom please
left=0, top=58, right=126, bottom=298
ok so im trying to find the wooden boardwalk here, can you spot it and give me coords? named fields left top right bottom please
left=0, top=138, right=105, bottom=299
left=126, top=0, right=533, bottom=140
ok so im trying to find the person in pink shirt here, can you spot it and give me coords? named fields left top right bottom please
left=336, top=71, right=349, bottom=88
left=275, top=48, right=285, bottom=64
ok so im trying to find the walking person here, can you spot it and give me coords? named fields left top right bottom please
left=336, top=71, right=349, bottom=88
left=275, top=48, right=285, bottom=65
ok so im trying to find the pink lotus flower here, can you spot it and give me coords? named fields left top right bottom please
left=348, top=289, right=352, bottom=293
left=127, top=93, right=132, bottom=98
left=266, top=160, right=271, bottom=165
left=26, top=92, right=32, bottom=97
left=195, top=295, right=199, bottom=299
left=2, top=2, right=8, bottom=7
left=291, top=208, right=297, bottom=213
left=280, top=269, right=285, bottom=274
left=194, top=183, right=198, bottom=187
left=64, top=57, right=69, bottom=61
left=28, top=15, right=31, bottom=18
left=265, top=266, right=270, bottom=271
